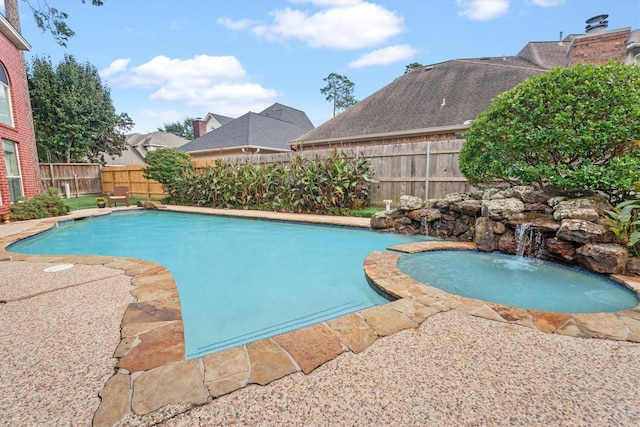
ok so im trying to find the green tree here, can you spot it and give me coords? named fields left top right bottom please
left=158, top=117, right=194, bottom=140
left=404, top=62, right=423, bottom=74
left=142, top=148, right=193, bottom=188
left=459, top=62, right=640, bottom=201
left=28, top=54, right=133, bottom=164
left=320, top=73, right=357, bottom=117
left=18, top=0, right=104, bottom=47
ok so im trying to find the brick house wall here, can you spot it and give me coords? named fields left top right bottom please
left=567, top=28, right=630, bottom=66
left=0, top=16, right=38, bottom=216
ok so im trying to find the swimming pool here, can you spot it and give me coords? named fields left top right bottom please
left=398, top=250, right=639, bottom=313
left=9, top=210, right=423, bottom=358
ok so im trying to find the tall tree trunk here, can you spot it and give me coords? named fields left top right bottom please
left=5, top=0, right=46, bottom=192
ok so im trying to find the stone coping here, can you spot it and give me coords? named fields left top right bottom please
left=0, top=206, right=401, bottom=426
left=366, top=241, right=640, bottom=343
left=2, top=208, right=639, bottom=426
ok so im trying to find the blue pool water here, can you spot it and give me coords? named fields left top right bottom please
left=398, top=250, right=639, bottom=313
left=9, top=210, right=422, bottom=358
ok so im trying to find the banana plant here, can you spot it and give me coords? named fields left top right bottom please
left=606, top=198, right=640, bottom=256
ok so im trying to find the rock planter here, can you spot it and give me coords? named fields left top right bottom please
left=371, top=189, right=639, bottom=278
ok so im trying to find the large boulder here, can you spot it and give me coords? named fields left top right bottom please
left=474, top=217, right=498, bottom=252
left=481, top=198, right=525, bottom=221
left=575, top=244, right=628, bottom=274
left=507, top=213, right=559, bottom=233
left=553, top=196, right=612, bottom=215
left=444, top=192, right=471, bottom=203
left=450, top=199, right=482, bottom=216
left=497, top=232, right=517, bottom=255
left=508, top=185, right=536, bottom=201
left=555, top=219, right=614, bottom=244
left=407, top=208, right=442, bottom=223
left=627, top=258, right=640, bottom=277
left=544, top=238, right=577, bottom=263
left=399, top=195, right=423, bottom=211
left=553, top=208, right=600, bottom=222
left=370, top=211, right=394, bottom=230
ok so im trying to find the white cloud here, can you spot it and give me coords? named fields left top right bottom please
left=529, top=0, right=564, bottom=6
left=106, top=54, right=278, bottom=118
left=349, top=44, right=417, bottom=68
left=99, top=58, right=131, bottom=79
left=126, top=55, right=246, bottom=87
left=290, top=0, right=361, bottom=6
left=251, top=1, right=405, bottom=50
left=131, top=109, right=191, bottom=133
left=457, top=0, right=509, bottom=21
left=217, top=16, right=258, bottom=30
left=136, top=109, right=186, bottom=124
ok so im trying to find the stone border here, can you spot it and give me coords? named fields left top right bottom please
left=2, top=207, right=441, bottom=426
left=4, top=210, right=639, bottom=426
left=365, top=240, right=640, bottom=343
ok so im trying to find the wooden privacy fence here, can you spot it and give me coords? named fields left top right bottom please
left=39, top=163, right=102, bottom=197
left=193, top=140, right=472, bottom=204
left=98, top=140, right=472, bottom=204
left=101, top=165, right=164, bottom=199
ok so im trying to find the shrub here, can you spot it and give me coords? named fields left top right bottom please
left=155, top=151, right=375, bottom=214
left=10, top=187, right=71, bottom=220
left=606, top=199, right=640, bottom=257
left=459, top=62, right=640, bottom=202
left=142, top=148, right=193, bottom=192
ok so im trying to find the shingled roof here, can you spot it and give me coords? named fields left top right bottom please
left=179, top=103, right=314, bottom=153
left=105, top=131, right=188, bottom=165
left=293, top=40, right=570, bottom=146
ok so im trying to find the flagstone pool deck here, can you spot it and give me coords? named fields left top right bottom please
left=1, top=205, right=640, bottom=426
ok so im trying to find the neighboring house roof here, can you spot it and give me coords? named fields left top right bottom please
left=205, top=112, right=235, bottom=127
left=179, top=103, right=314, bottom=154
left=105, top=131, right=188, bottom=165
left=292, top=40, right=570, bottom=146
left=202, top=112, right=235, bottom=133
left=517, top=39, right=574, bottom=69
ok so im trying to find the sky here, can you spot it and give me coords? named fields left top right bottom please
left=2, top=0, right=640, bottom=135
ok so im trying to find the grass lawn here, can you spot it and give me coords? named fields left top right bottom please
left=64, top=195, right=154, bottom=211
left=348, top=206, right=385, bottom=217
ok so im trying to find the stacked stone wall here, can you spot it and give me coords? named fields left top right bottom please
left=371, top=187, right=640, bottom=278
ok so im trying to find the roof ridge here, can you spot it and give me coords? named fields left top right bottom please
left=455, top=58, right=546, bottom=72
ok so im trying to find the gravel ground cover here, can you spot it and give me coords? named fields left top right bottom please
left=119, top=310, right=640, bottom=426
left=0, top=261, right=133, bottom=426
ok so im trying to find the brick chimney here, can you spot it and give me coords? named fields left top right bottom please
left=566, top=16, right=630, bottom=66
left=192, top=119, right=207, bottom=139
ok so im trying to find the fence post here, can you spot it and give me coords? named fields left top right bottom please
left=49, top=163, right=55, bottom=189
left=425, top=143, right=431, bottom=200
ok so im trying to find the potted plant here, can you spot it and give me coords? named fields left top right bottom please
left=96, top=196, right=106, bottom=208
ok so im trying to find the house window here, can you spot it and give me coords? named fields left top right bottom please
left=0, top=63, right=13, bottom=126
left=3, top=140, right=23, bottom=203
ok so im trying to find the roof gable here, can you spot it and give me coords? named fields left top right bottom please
left=259, top=103, right=315, bottom=132
left=516, top=40, right=572, bottom=69
left=179, top=103, right=314, bottom=153
left=106, top=132, right=188, bottom=165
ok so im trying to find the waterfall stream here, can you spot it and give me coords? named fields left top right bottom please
left=514, top=223, right=544, bottom=257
